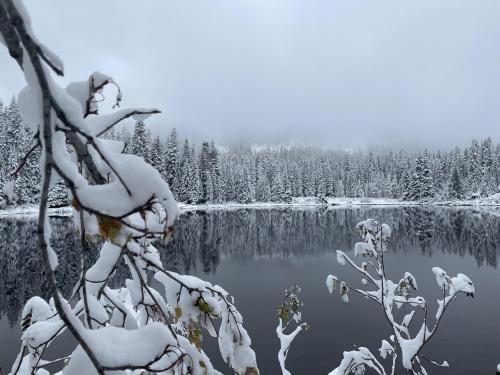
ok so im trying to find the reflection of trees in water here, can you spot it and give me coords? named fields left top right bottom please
left=161, top=207, right=500, bottom=269
left=0, top=207, right=499, bottom=325
left=0, top=217, right=81, bottom=326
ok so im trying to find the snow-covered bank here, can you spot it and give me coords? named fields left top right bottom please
left=3, top=194, right=500, bottom=217
left=0, top=205, right=72, bottom=218
left=432, top=192, right=500, bottom=206
left=177, top=195, right=500, bottom=211
left=177, top=197, right=417, bottom=212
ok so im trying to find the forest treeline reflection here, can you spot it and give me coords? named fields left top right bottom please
left=0, top=207, right=498, bottom=325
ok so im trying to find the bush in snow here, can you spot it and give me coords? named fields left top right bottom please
left=326, top=218, right=475, bottom=375
left=0, top=2, right=258, bottom=374
left=276, top=285, right=308, bottom=375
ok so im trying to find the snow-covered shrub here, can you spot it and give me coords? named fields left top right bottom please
left=0, top=2, right=258, bottom=374
left=326, top=218, right=475, bottom=375
left=276, top=285, right=308, bottom=375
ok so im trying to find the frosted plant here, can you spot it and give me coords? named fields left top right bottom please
left=275, top=285, right=308, bottom=375
left=326, top=218, right=475, bottom=375
left=0, top=1, right=258, bottom=374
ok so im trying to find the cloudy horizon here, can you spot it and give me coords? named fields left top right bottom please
left=2, top=0, right=500, bottom=149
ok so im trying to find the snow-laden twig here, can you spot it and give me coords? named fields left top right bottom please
left=275, top=286, right=308, bottom=375
left=326, top=218, right=475, bottom=374
left=0, top=2, right=259, bottom=374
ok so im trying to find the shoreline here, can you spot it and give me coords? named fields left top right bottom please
left=1, top=197, right=500, bottom=217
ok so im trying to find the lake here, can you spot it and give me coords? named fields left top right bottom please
left=0, top=207, right=499, bottom=374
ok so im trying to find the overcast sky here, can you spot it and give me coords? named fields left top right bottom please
left=2, top=0, right=500, bottom=148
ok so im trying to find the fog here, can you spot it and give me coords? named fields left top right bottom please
left=1, top=0, right=500, bottom=148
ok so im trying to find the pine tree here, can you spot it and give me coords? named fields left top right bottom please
left=255, top=161, right=271, bottom=202
left=150, top=136, right=164, bottom=174
left=130, top=121, right=148, bottom=159
left=4, top=97, right=24, bottom=176
left=0, top=100, right=8, bottom=194
left=144, top=129, right=153, bottom=165
left=164, top=128, right=180, bottom=187
left=190, top=145, right=203, bottom=203
left=208, top=141, right=222, bottom=203
left=466, top=139, right=482, bottom=197
left=198, top=141, right=211, bottom=202
left=282, top=169, right=293, bottom=203
left=420, top=152, right=435, bottom=200
left=271, top=172, right=284, bottom=202
left=48, top=179, right=70, bottom=208
left=407, top=153, right=435, bottom=201
left=480, top=138, right=495, bottom=196
left=14, top=128, right=40, bottom=204
left=335, top=179, right=345, bottom=197
left=448, top=167, right=463, bottom=200
left=117, top=126, right=132, bottom=153
left=176, top=139, right=199, bottom=203
left=235, top=164, right=254, bottom=203
left=401, top=170, right=411, bottom=201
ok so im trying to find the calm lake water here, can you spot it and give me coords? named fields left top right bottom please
left=1, top=207, right=499, bottom=374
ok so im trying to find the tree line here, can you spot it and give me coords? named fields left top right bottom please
left=0, top=97, right=68, bottom=208
left=1, top=96, right=500, bottom=206
left=115, top=122, right=500, bottom=203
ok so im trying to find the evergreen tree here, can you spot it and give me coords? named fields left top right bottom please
left=14, top=128, right=40, bottom=204
left=466, top=139, right=482, bottom=197
left=177, top=139, right=202, bottom=203
left=190, top=145, right=203, bottom=203
left=4, top=97, right=24, bottom=176
left=448, top=168, right=463, bottom=200
left=117, top=126, right=132, bottom=153
left=198, top=141, right=211, bottom=202
left=150, top=136, right=164, bottom=173
left=164, top=128, right=180, bottom=187
left=0, top=100, right=8, bottom=193
left=271, top=172, right=285, bottom=202
left=130, top=121, right=148, bottom=159
left=208, top=141, right=222, bottom=203
left=48, top=179, right=70, bottom=208
left=144, top=129, right=153, bottom=165
left=235, top=165, right=254, bottom=203
left=255, top=162, right=271, bottom=202
left=420, top=152, right=435, bottom=199
left=282, top=169, right=293, bottom=203
left=401, top=170, right=411, bottom=201
left=480, top=138, right=495, bottom=196
left=407, top=153, right=435, bottom=201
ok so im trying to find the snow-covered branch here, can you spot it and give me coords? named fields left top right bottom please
left=326, top=218, right=475, bottom=374
left=0, top=2, right=259, bottom=374
left=275, top=286, right=308, bottom=375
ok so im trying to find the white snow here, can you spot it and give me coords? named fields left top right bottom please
left=327, top=219, right=475, bottom=375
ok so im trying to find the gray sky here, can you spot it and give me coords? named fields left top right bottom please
left=2, top=0, right=500, bottom=148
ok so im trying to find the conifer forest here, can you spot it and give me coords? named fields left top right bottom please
left=1, top=97, right=499, bottom=208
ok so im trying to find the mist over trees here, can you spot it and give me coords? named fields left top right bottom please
left=1, top=97, right=500, bottom=207
left=101, top=123, right=500, bottom=204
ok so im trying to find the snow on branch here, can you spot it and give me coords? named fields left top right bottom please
left=0, top=1, right=259, bottom=374
left=275, top=286, right=308, bottom=375
left=326, top=218, right=475, bottom=375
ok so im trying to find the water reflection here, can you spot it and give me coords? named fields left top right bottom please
left=0, top=207, right=499, bottom=326
left=160, top=207, right=500, bottom=272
